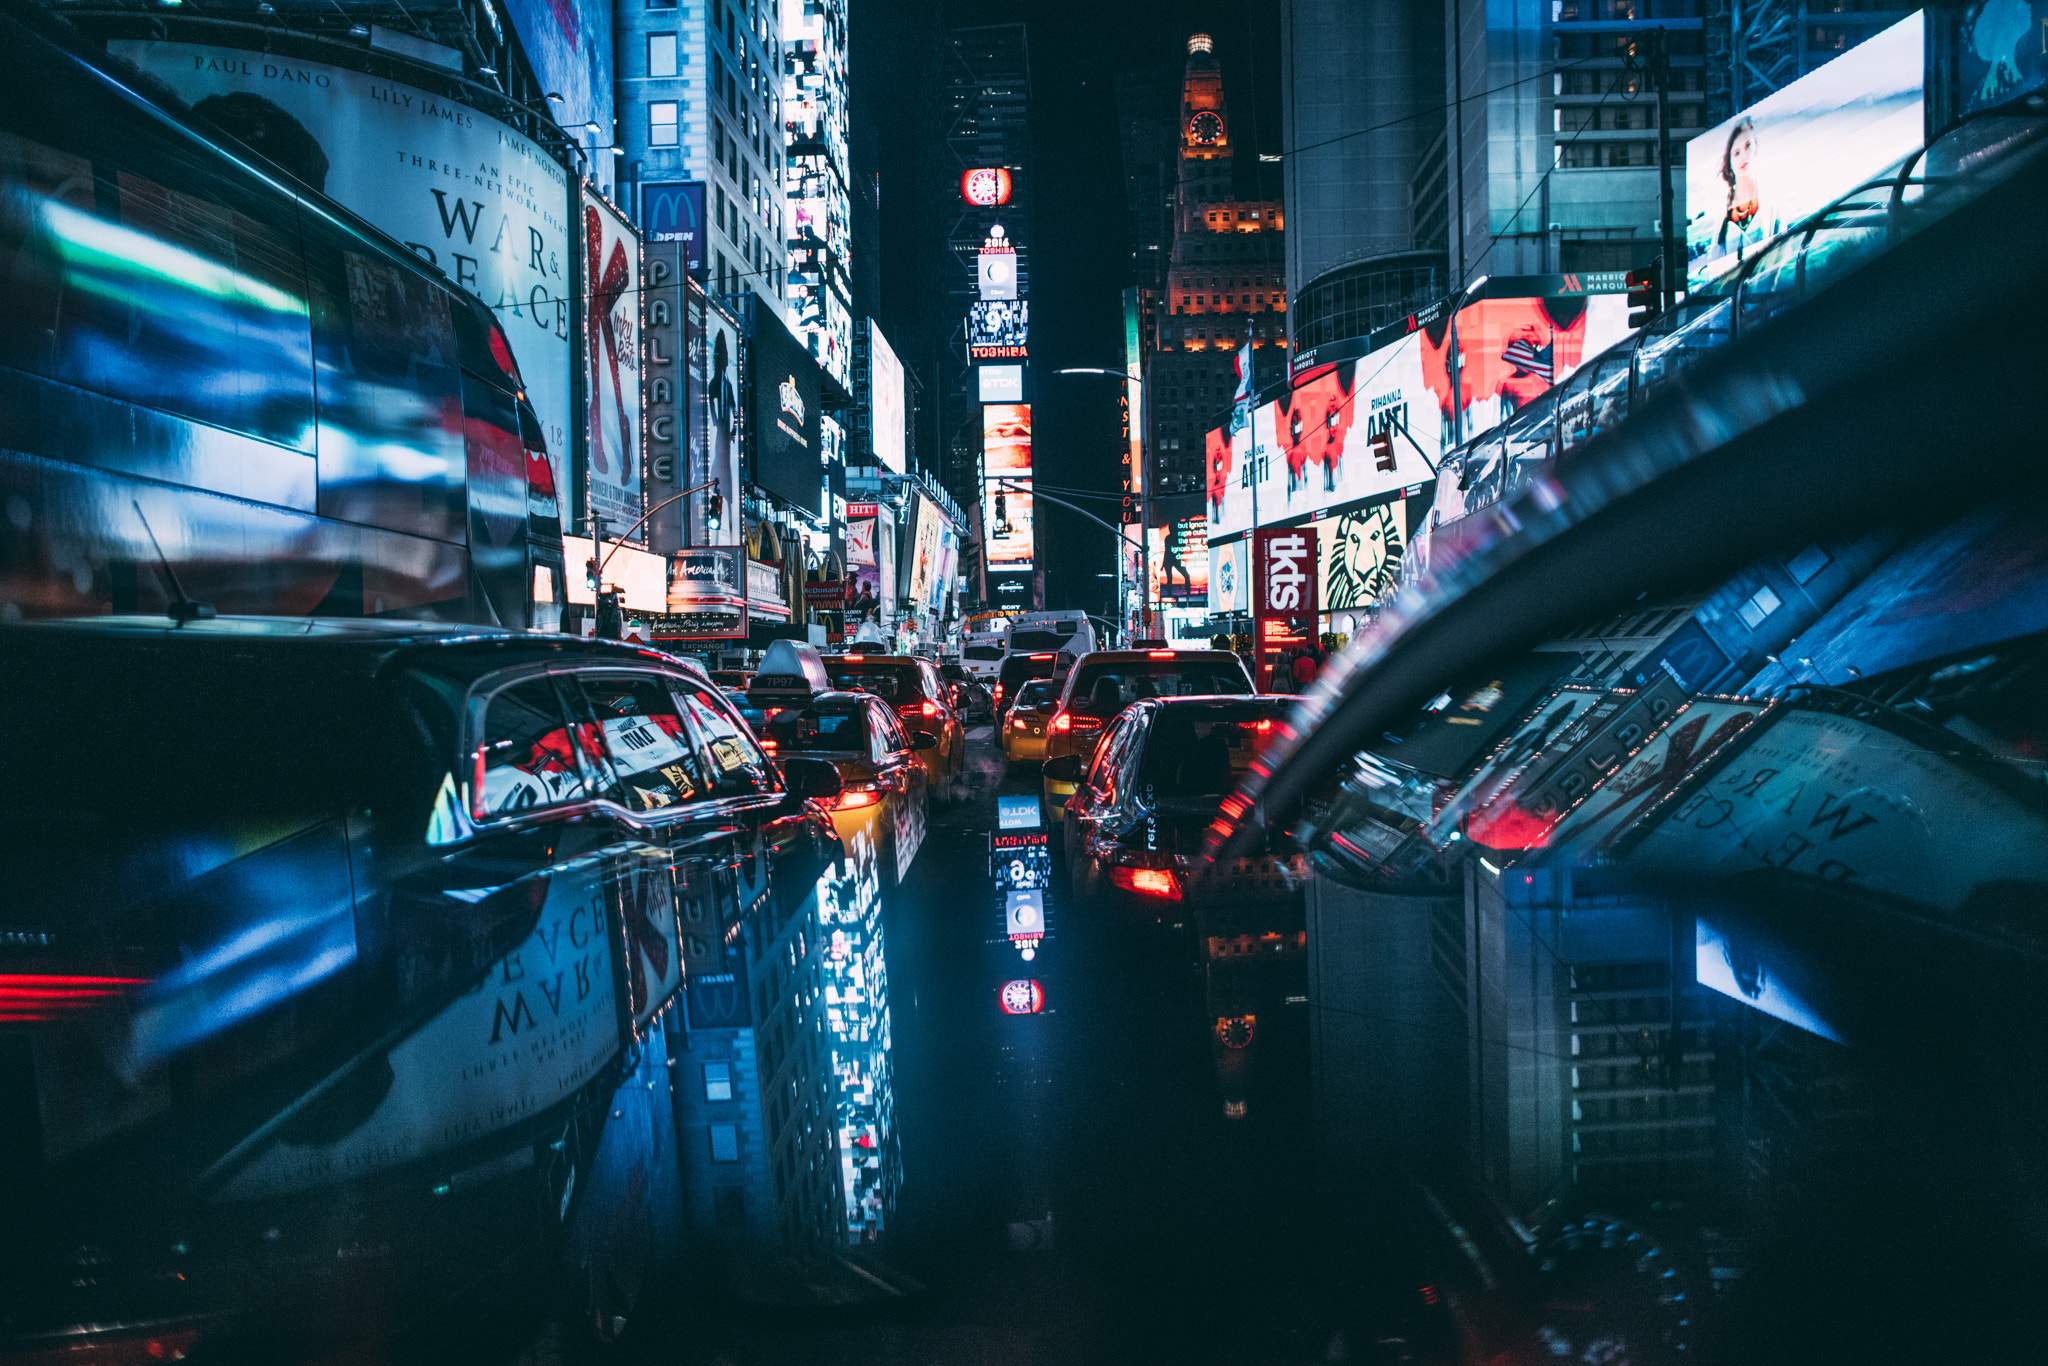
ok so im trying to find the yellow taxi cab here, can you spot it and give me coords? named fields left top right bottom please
left=820, top=650, right=967, bottom=791
left=741, top=641, right=937, bottom=885
left=1038, top=648, right=1255, bottom=821
left=999, top=677, right=1061, bottom=767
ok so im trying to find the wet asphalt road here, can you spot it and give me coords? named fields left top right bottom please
left=647, top=724, right=1349, bottom=1366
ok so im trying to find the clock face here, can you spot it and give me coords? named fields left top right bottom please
left=961, top=167, right=1013, bottom=207
left=1189, top=111, right=1224, bottom=145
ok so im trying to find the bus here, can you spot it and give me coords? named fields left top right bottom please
left=1008, top=610, right=1098, bottom=660
left=960, top=612, right=1013, bottom=682
left=0, top=12, right=565, bottom=629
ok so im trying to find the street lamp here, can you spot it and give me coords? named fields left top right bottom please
left=586, top=481, right=723, bottom=638
left=1055, top=367, right=1150, bottom=639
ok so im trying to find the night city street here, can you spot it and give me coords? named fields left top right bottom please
left=7, top=0, right=2048, bottom=1362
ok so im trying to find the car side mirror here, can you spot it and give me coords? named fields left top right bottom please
left=911, top=730, right=940, bottom=751
left=780, top=756, right=843, bottom=801
left=1042, top=754, right=1084, bottom=782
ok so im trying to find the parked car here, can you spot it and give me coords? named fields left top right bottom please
left=999, top=678, right=1061, bottom=767
left=1053, top=696, right=1306, bottom=1118
left=0, top=616, right=843, bottom=1361
left=1039, top=649, right=1255, bottom=821
left=821, top=651, right=967, bottom=788
left=740, top=644, right=934, bottom=886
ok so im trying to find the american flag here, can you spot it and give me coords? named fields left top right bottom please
left=1502, top=334, right=1554, bottom=381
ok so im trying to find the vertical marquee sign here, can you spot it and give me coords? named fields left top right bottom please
left=1255, top=526, right=1318, bottom=691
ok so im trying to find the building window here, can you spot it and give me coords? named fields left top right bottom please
left=650, top=101, right=679, bottom=147
left=703, top=1061, right=733, bottom=1102
left=648, top=0, right=676, bottom=9
left=649, top=32, right=678, bottom=78
left=710, top=1123, right=740, bottom=1162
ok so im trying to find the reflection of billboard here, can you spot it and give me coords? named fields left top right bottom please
left=1685, top=11, right=1924, bottom=288
left=1950, top=1, right=2048, bottom=122
left=113, top=40, right=573, bottom=530
left=583, top=190, right=642, bottom=539
left=979, top=365, right=1024, bottom=402
left=868, top=321, right=906, bottom=473
left=1316, top=497, right=1406, bottom=614
left=1148, top=519, right=1210, bottom=601
left=968, top=300, right=1028, bottom=360
left=747, top=303, right=823, bottom=514
left=982, top=403, right=1034, bottom=570
left=1208, top=536, right=1249, bottom=615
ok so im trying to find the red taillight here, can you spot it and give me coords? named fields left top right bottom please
left=1110, top=866, right=1181, bottom=899
left=0, top=973, right=148, bottom=1023
left=836, top=788, right=883, bottom=811
left=760, top=738, right=779, bottom=753
left=1051, top=711, right=1071, bottom=733
left=1147, top=650, right=1176, bottom=658
left=1254, top=719, right=1274, bottom=732
left=1011, top=718, right=1029, bottom=730
left=1030, top=653, right=1053, bottom=659
left=842, top=654, right=866, bottom=662
left=919, top=700, right=939, bottom=717
left=993, top=685, right=1004, bottom=705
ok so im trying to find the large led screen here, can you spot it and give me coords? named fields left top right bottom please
left=968, top=300, right=1029, bottom=360
left=982, top=404, right=1034, bottom=569
left=901, top=494, right=943, bottom=611
left=1208, top=536, right=1249, bottom=615
left=1316, top=496, right=1407, bottom=615
left=114, top=40, right=574, bottom=531
left=748, top=305, right=823, bottom=515
left=868, top=321, right=906, bottom=473
left=1148, top=519, right=1210, bottom=601
left=979, top=365, right=1024, bottom=402
left=1685, top=11, right=1924, bottom=288
left=1420, top=295, right=1637, bottom=452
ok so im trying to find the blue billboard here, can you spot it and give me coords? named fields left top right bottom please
left=643, top=182, right=707, bottom=279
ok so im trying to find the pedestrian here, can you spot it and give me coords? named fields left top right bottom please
left=1292, top=647, right=1318, bottom=691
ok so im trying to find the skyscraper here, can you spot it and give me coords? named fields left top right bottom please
left=1140, top=35, right=1286, bottom=503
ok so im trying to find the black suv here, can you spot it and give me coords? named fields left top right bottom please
left=0, top=618, right=841, bottom=1359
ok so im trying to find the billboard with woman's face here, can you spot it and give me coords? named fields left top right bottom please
left=1685, top=11, right=1924, bottom=288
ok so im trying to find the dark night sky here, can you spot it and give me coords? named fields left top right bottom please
left=857, top=0, right=1282, bottom=619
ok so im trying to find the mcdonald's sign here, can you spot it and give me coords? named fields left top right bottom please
left=642, top=181, right=706, bottom=279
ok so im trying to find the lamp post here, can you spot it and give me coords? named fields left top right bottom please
left=1055, top=367, right=1149, bottom=638
left=588, top=481, right=723, bottom=637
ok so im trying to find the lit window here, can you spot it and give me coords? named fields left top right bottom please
left=704, top=1061, right=733, bottom=1102
left=650, top=101, right=679, bottom=146
left=710, top=1123, right=740, bottom=1162
left=649, top=32, right=678, bottom=78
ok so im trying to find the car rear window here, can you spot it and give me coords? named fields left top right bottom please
left=760, top=705, right=870, bottom=755
left=825, top=660, right=922, bottom=703
left=1134, top=708, right=1286, bottom=799
left=1068, top=659, right=1252, bottom=710
left=999, top=655, right=1059, bottom=695
left=964, top=644, right=1005, bottom=661
left=1014, top=680, right=1056, bottom=707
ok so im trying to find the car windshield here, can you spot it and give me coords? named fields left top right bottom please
left=963, top=644, right=1005, bottom=660
left=760, top=704, right=870, bottom=755
left=1068, top=660, right=1250, bottom=709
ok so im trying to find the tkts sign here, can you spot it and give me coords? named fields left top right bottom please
left=1257, top=528, right=1317, bottom=618
left=1255, top=528, right=1318, bottom=691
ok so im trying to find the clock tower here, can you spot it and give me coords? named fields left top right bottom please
left=1178, top=33, right=1231, bottom=224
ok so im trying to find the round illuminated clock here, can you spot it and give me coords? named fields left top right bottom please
left=961, top=166, right=1013, bottom=207
left=1189, top=111, right=1224, bottom=145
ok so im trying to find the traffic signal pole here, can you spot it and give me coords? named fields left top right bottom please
left=1651, top=28, right=1678, bottom=312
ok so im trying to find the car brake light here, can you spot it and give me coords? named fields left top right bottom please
left=0, top=973, right=148, bottom=1023
left=760, top=738, right=779, bottom=753
left=1148, top=650, right=1176, bottom=658
left=994, top=685, right=1004, bottom=705
left=835, top=786, right=883, bottom=811
left=842, top=654, right=865, bottom=661
left=1012, top=718, right=1029, bottom=730
left=1254, top=719, right=1274, bottom=732
left=1030, top=653, right=1053, bottom=660
left=920, top=700, right=939, bottom=717
left=1109, top=866, right=1182, bottom=899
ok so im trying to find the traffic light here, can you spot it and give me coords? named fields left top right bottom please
left=585, top=558, right=599, bottom=592
left=1627, top=259, right=1662, bottom=328
left=1370, top=428, right=1396, bottom=472
left=706, top=488, right=724, bottom=532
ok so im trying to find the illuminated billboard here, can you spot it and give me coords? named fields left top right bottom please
left=583, top=190, right=643, bottom=540
left=1208, top=536, right=1249, bottom=615
left=982, top=404, right=1034, bottom=569
left=1148, top=519, right=1210, bottom=601
left=867, top=321, right=906, bottom=474
left=1685, top=11, right=1924, bottom=288
left=968, top=300, right=1029, bottom=361
left=960, top=167, right=1014, bottom=206
left=1316, top=497, right=1407, bottom=616
left=748, top=304, right=824, bottom=515
left=901, top=493, right=945, bottom=612
left=979, top=365, right=1024, bottom=402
